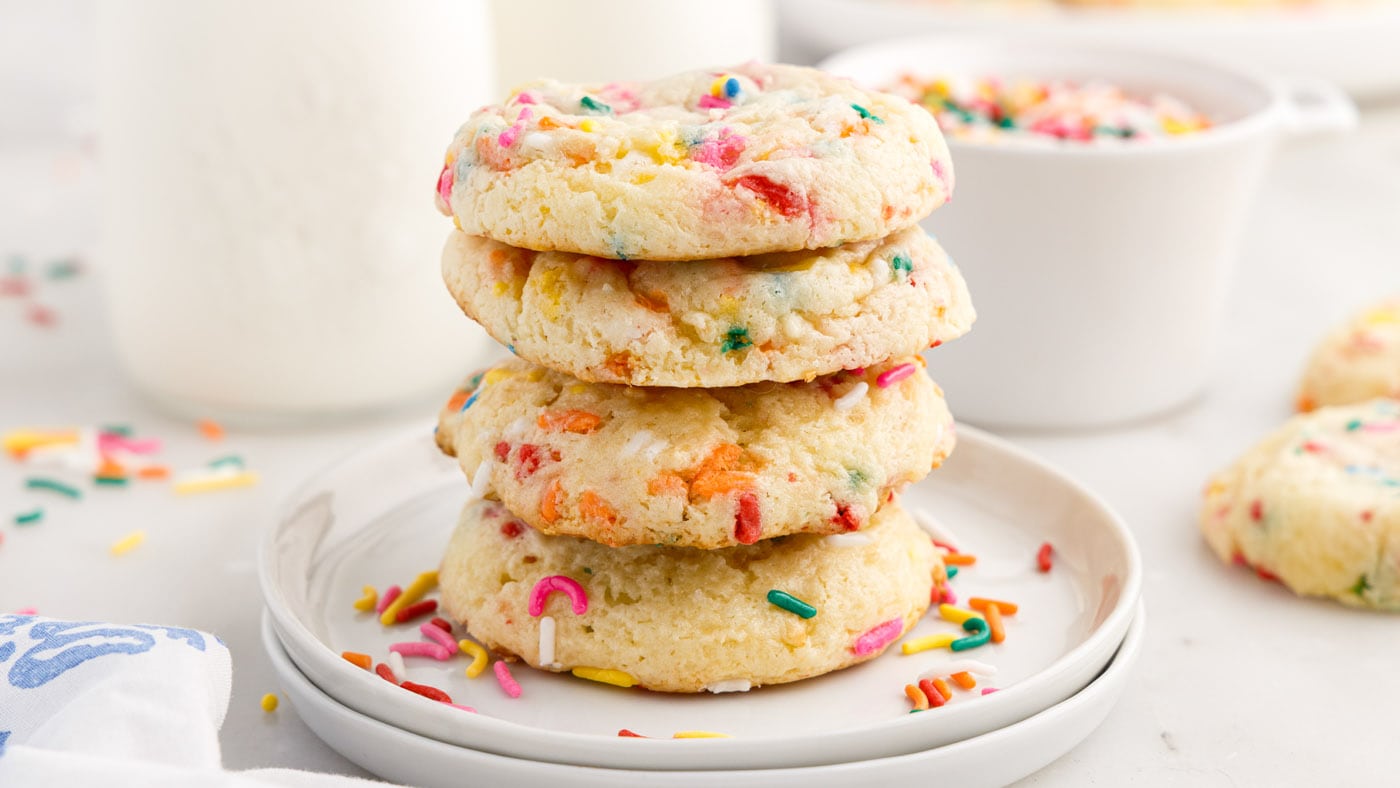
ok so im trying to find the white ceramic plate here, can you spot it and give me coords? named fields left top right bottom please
left=259, top=424, right=1141, bottom=771
left=781, top=0, right=1400, bottom=98
left=264, top=605, right=1145, bottom=788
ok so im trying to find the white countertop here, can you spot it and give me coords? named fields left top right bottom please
left=2, top=105, right=1397, bottom=786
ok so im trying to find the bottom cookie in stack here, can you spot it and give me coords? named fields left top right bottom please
left=439, top=498, right=945, bottom=693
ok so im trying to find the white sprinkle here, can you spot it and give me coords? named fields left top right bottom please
left=917, top=659, right=998, bottom=681
left=173, top=465, right=243, bottom=487
left=833, top=381, right=869, bottom=412
left=642, top=438, right=669, bottom=462
left=620, top=430, right=654, bottom=457
left=825, top=532, right=873, bottom=547
left=503, top=417, right=530, bottom=441
left=469, top=461, right=493, bottom=499
left=387, top=651, right=407, bottom=683
left=538, top=615, right=557, bottom=668
left=704, top=679, right=753, bottom=693
left=519, top=132, right=553, bottom=154
left=912, top=506, right=960, bottom=548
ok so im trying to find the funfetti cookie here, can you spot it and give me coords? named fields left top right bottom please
left=441, top=226, right=973, bottom=388
left=1200, top=399, right=1400, bottom=610
left=439, top=498, right=944, bottom=693
left=436, top=357, right=955, bottom=549
left=435, top=63, right=953, bottom=261
left=1298, top=297, right=1400, bottom=412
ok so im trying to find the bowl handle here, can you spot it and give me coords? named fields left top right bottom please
left=1276, top=77, right=1358, bottom=138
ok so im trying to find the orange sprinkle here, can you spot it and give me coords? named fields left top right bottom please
left=447, top=390, right=470, bottom=411
left=537, top=409, right=603, bottom=434
left=578, top=490, right=617, bottom=525
left=541, top=479, right=563, bottom=523
left=942, top=553, right=977, bottom=566
left=905, top=683, right=929, bottom=710
left=538, top=116, right=561, bottom=130
left=932, top=677, right=952, bottom=700
left=985, top=603, right=1007, bottom=644
left=646, top=473, right=687, bottom=497
left=198, top=419, right=225, bottom=441
left=1296, top=394, right=1316, bottom=413
left=342, top=651, right=372, bottom=670
left=96, top=458, right=126, bottom=480
left=952, top=671, right=977, bottom=690
left=634, top=291, right=670, bottom=312
left=968, top=597, right=1018, bottom=615
left=137, top=465, right=170, bottom=480
left=689, top=469, right=756, bottom=499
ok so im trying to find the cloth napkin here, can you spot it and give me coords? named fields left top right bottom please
left=0, top=614, right=388, bottom=787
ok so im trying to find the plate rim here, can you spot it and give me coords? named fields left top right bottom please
left=258, top=423, right=1142, bottom=769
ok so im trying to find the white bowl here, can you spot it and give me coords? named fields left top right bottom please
left=259, top=424, right=1141, bottom=771
left=821, top=37, right=1356, bottom=429
left=264, top=604, right=1146, bottom=787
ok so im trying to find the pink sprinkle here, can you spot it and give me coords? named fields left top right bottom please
left=852, top=618, right=903, bottom=656
left=849, top=367, right=866, bottom=376
left=436, top=166, right=453, bottom=206
left=98, top=433, right=162, bottom=455
left=494, top=660, right=522, bottom=698
left=0, top=277, right=28, bottom=297
left=376, top=585, right=402, bottom=615
left=981, top=688, right=999, bottom=695
left=390, top=641, right=453, bottom=661
left=942, top=585, right=958, bottom=605
left=26, top=304, right=56, bottom=327
left=514, top=91, right=538, bottom=105
left=698, top=94, right=733, bottom=110
left=1362, top=422, right=1400, bottom=433
left=497, top=123, right=522, bottom=149
left=449, top=703, right=478, bottom=713
left=419, top=622, right=459, bottom=653
left=876, top=363, right=917, bottom=388
left=932, top=538, right=959, bottom=554
left=14, top=607, right=37, bottom=615
left=528, top=575, right=588, bottom=617
left=689, top=130, right=746, bottom=170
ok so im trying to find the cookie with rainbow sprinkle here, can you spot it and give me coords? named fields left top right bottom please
left=435, top=357, right=954, bottom=549
left=439, top=497, right=943, bottom=693
left=441, top=225, right=973, bottom=387
left=1297, top=297, right=1400, bottom=412
left=434, top=63, right=953, bottom=261
left=1200, top=399, right=1400, bottom=610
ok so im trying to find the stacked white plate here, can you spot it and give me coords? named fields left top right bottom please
left=259, top=424, right=1144, bottom=786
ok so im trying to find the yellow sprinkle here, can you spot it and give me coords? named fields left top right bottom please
left=492, top=281, right=510, bottom=296
left=452, top=215, right=462, bottom=231
left=571, top=666, right=637, bottom=688
left=482, top=368, right=515, bottom=386
left=901, top=633, right=957, bottom=654
left=567, top=384, right=588, bottom=394
left=3, top=429, right=78, bottom=455
left=673, top=730, right=731, bottom=739
left=380, top=570, right=439, bottom=626
left=938, top=604, right=983, bottom=625
left=174, top=470, right=260, bottom=495
left=710, top=76, right=728, bottom=97
left=1363, top=308, right=1400, bottom=326
left=260, top=693, right=279, bottom=712
left=459, top=640, right=490, bottom=679
left=579, top=118, right=598, bottom=133
left=352, top=585, right=378, bottom=612
left=110, top=530, right=146, bottom=556
left=1162, top=116, right=1202, bottom=135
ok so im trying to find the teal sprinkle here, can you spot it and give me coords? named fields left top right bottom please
left=25, top=478, right=81, bottom=500
left=468, top=372, right=485, bottom=389
left=766, top=589, right=818, bottom=619
left=891, top=253, right=912, bottom=280
left=209, top=455, right=245, bottom=470
left=720, top=326, right=752, bottom=353
left=850, top=104, right=883, bottom=124
left=580, top=96, right=612, bottom=114
left=724, top=77, right=741, bottom=99
left=45, top=258, right=81, bottom=280
left=847, top=468, right=867, bottom=489
left=946, top=565, right=959, bottom=580
left=7, top=254, right=24, bottom=275
left=14, top=508, right=43, bottom=525
left=101, top=424, right=133, bottom=437
left=609, top=235, right=630, bottom=260
left=94, top=475, right=128, bottom=487
left=1346, top=419, right=1363, bottom=431
left=507, top=344, right=517, bottom=355
left=1351, top=574, right=1372, bottom=597
left=997, top=116, right=1016, bottom=129
left=950, top=616, right=990, bottom=652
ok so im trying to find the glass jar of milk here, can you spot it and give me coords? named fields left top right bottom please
left=96, top=1, right=498, bottom=422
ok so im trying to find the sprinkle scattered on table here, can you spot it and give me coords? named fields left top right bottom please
left=260, top=693, right=279, bottom=712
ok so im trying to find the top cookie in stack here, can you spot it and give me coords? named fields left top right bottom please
left=436, top=63, right=972, bottom=388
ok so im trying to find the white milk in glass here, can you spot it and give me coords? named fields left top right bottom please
left=97, top=1, right=496, bottom=421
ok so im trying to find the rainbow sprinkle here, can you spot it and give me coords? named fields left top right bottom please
left=766, top=589, right=818, bottom=619
left=571, top=666, right=638, bottom=688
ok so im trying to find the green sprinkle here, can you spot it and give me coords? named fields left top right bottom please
left=101, top=424, right=133, bottom=437
left=580, top=96, right=612, bottom=114
left=720, top=326, right=752, bottom=353
left=997, top=116, right=1016, bottom=129
left=94, top=475, right=128, bottom=487
left=767, top=589, right=818, bottom=619
left=890, top=253, right=912, bottom=279
left=1351, top=574, right=1372, bottom=597
left=7, top=254, right=25, bottom=275
left=1346, top=419, right=1363, bottom=432
left=950, top=615, right=990, bottom=652
left=45, top=258, right=81, bottom=280
left=209, top=455, right=245, bottom=470
left=847, top=468, right=867, bottom=489
left=946, top=565, right=959, bottom=580
left=14, top=508, right=43, bottom=525
left=25, top=478, right=81, bottom=499
left=851, top=103, right=883, bottom=124
left=468, top=372, right=484, bottom=389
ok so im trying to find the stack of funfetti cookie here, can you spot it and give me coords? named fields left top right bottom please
left=429, top=63, right=975, bottom=693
